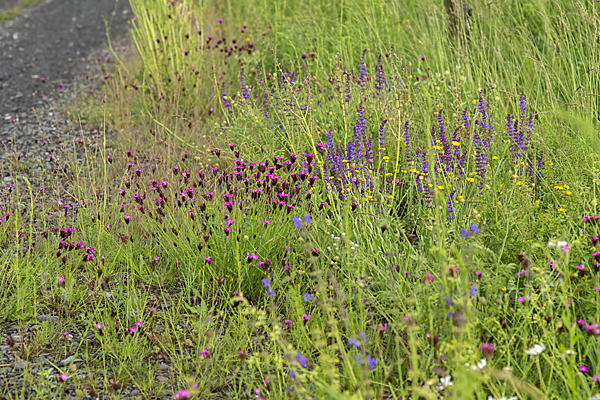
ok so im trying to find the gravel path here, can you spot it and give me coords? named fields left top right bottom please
left=0, top=0, right=132, bottom=207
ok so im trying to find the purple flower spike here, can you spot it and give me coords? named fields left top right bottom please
left=292, top=216, right=301, bottom=230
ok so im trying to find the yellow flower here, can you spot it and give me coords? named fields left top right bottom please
left=492, top=156, right=498, bottom=160
left=501, top=286, right=506, bottom=291
left=566, top=191, right=572, bottom=195
left=554, top=186, right=563, bottom=190
left=388, top=195, right=394, bottom=199
left=437, top=186, right=445, bottom=190
left=428, top=183, right=434, bottom=188
left=383, top=156, right=390, bottom=160
left=564, top=184, right=570, bottom=189
left=548, top=162, right=554, bottom=166
left=457, top=195, right=464, bottom=199
left=385, top=173, right=393, bottom=176
left=467, top=177, right=475, bottom=183
left=497, top=201, right=502, bottom=205
left=451, top=141, right=460, bottom=146
left=245, top=37, right=250, bottom=42
left=558, top=208, right=566, bottom=212
left=517, top=182, right=524, bottom=186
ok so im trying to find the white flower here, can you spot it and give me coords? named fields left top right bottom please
left=436, top=375, right=453, bottom=391
left=466, top=358, right=487, bottom=371
left=588, top=395, right=600, bottom=400
left=525, top=343, right=546, bottom=356
left=557, top=241, right=568, bottom=249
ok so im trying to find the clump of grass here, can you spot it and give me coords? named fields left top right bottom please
left=0, top=0, right=44, bottom=23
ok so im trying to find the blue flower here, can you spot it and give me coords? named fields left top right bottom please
left=460, top=229, right=469, bottom=239
left=265, top=287, right=276, bottom=297
left=354, top=355, right=362, bottom=366
left=295, top=351, right=307, bottom=368
left=348, top=338, right=361, bottom=349
left=366, top=354, right=378, bottom=370
left=470, top=285, right=478, bottom=297
left=470, top=224, right=480, bottom=234
left=292, top=216, right=302, bottom=230
left=360, top=331, right=369, bottom=344
left=304, top=214, right=312, bottom=224
left=289, top=369, right=296, bottom=378
left=445, top=297, right=454, bottom=306
left=303, top=293, right=311, bottom=302
left=261, top=278, right=271, bottom=288
left=447, top=312, right=455, bottom=318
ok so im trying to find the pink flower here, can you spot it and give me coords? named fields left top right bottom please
left=135, top=321, right=143, bottom=326
left=130, top=327, right=138, bottom=334
left=517, top=297, right=526, bottom=302
left=580, top=365, right=588, bottom=372
left=595, top=286, right=600, bottom=291
left=200, top=349, right=209, bottom=356
left=59, top=373, right=68, bottom=382
left=562, top=245, right=570, bottom=253
left=592, top=375, right=600, bottom=383
left=380, top=326, right=388, bottom=330
left=284, top=320, right=292, bottom=324
left=301, top=315, right=310, bottom=321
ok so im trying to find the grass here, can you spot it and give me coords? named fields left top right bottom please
left=0, top=0, right=44, bottom=23
left=2, top=0, right=600, bottom=399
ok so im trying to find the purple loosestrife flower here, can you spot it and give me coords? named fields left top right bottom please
left=378, top=119, right=388, bottom=151
left=403, top=121, right=411, bottom=162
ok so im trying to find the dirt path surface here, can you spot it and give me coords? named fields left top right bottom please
left=0, top=0, right=132, bottom=204
left=0, top=0, right=131, bottom=117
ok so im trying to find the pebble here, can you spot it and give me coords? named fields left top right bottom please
left=36, top=315, right=59, bottom=323
left=60, top=355, right=76, bottom=365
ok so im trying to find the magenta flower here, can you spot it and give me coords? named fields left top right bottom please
left=284, top=320, right=292, bottom=324
left=205, top=257, right=212, bottom=264
left=200, top=349, right=209, bottom=356
left=135, top=321, right=143, bottom=326
left=592, top=375, right=600, bottom=383
left=59, top=373, right=68, bottom=382
left=518, top=297, right=526, bottom=302
left=130, top=327, right=138, bottom=334
left=580, top=365, right=588, bottom=372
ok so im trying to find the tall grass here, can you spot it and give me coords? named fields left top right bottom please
left=2, top=0, right=600, bottom=398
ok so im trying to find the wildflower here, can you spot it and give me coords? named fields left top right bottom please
left=470, top=286, right=478, bottom=296
left=289, top=370, right=296, bottom=378
left=424, top=272, right=434, bottom=283
left=348, top=338, right=361, bottom=349
left=593, top=375, right=600, bottom=383
left=58, top=276, right=65, bottom=288
left=129, top=327, right=138, bottom=334
left=366, top=354, right=378, bottom=369
left=303, top=293, right=311, bottom=302
left=525, top=343, right=545, bottom=355
left=135, top=321, right=143, bottom=326
left=468, top=358, right=487, bottom=371
left=295, top=352, right=307, bottom=368
left=292, top=216, right=302, bottom=230
left=437, top=375, right=453, bottom=390
left=284, top=320, right=292, bottom=324
left=173, top=389, right=190, bottom=399
left=205, top=257, right=212, bottom=264
left=200, top=349, right=209, bottom=356
left=246, top=252, right=258, bottom=262
left=301, top=315, right=310, bottom=321
left=479, top=343, right=495, bottom=359
left=59, top=373, right=68, bottom=382
left=580, top=365, right=589, bottom=372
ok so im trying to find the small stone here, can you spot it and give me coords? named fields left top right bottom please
left=36, top=314, right=59, bottom=323
left=60, top=355, right=75, bottom=365
left=14, top=358, right=28, bottom=370
left=3, top=177, right=13, bottom=182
